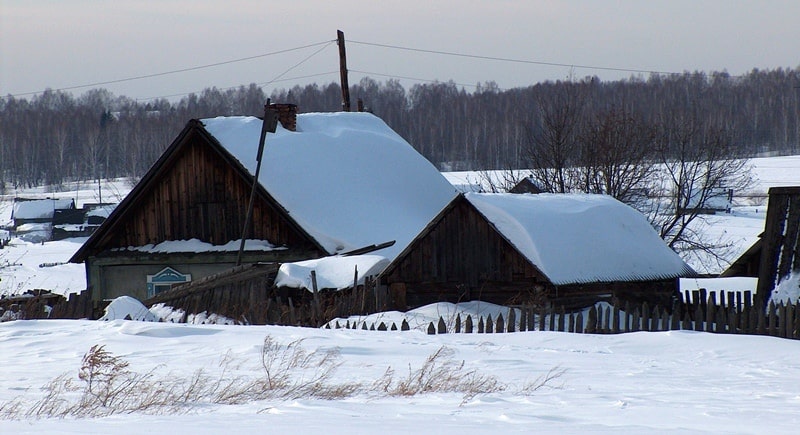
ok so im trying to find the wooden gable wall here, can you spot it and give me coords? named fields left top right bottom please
left=99, top=129, right=317, bottom=252
left=383, top=196, right=549, bottom=305
left=757, top=186, right=800, bottom=305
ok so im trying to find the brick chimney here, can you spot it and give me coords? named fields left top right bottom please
left=268, top=103, right=298, bottom=132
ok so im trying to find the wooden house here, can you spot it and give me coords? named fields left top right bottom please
left=70, top=106, right=457, bottom=302
left=509, top=176, right=543, bottom=194
left=380, top=193, right=695, bottom=310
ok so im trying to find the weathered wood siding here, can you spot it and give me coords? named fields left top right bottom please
left=383, top=196, right=549, bottom=307
left=99, top=131, right=315, bottom=250
left=757, top=186, right=800, bottom=305
left=383, top=196, right=677, bottom=310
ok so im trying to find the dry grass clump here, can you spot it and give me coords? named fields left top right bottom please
left=0, top=337, right=565, bottom=419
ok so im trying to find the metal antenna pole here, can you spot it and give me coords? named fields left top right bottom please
left=237, top=101, right=279, bottom=266
left=337, top=30, right=351, bottom=112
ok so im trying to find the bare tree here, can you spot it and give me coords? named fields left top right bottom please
left=650, top=110, right=753, bottom=267
left=525, top=79, right=590, bottom=193
left=577, top=107, right=658, bottom=206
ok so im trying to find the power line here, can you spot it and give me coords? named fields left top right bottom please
left=3, top=40, right=335, bottom=99
left=135, top=71, right=340, bottom=102
left=135, top=42, right=337, bottom=102
left=349, top=69, right=485, bottom=90
left=348, top=39, right=683, bottom=77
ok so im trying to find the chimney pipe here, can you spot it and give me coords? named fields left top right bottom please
left=267, top=103, right=298, bottom=131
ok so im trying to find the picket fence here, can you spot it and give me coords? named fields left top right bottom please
left=329, top=289, right=800, bottom=340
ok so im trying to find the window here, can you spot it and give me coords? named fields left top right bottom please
left=146, top=267, right=191, bottom=298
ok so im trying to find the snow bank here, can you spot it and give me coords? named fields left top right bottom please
left=275, top=255, right=390, bottom=291
left=99, top=296, right=157, bottom=322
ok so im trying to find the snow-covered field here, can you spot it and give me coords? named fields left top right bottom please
left=2, top=158, right=800, bottom=432
left=2, top=319, right=800, bottom=433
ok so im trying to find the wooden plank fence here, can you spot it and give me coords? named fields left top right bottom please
left=1, top=289, right=101, bottom=321
left=329, top=289, right=800, bottom=340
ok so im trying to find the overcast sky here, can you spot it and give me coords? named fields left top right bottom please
left=2, top=0, right=799, bottom=102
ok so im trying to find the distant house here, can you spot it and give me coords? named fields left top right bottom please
left=380, top=193, right=695, bottom=310
left=70, top=106, right=457, bottom=301
left=11, top=198, right=76, bottom=242
left=11, top=198, right=75, bottom=226
left=680, top=187, right=733, bottom=215
left=509, top=176, right=543, bottom=194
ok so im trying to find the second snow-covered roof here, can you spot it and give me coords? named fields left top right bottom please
left=202, top=112, right=457, bottom=261
left=465, top=193, right=694, bottom=285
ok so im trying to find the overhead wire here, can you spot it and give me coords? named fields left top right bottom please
left=3, top=40, right=334, bottom=99
left=136, top=40, right=337, bottom=102
left=135, top=71, right=340, bottom=102
left=5, top=37, right=740, bottom=102
left=348, top=39, right=685, bottom=78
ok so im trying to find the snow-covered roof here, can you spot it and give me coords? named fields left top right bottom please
left=86, top=204, right=117, bottom=218
left=465, top=192, right=694, bottom=285
left=275, top=255, right=390, bottom=291
left=202, top=113, right=458, bottom=261
left=12, top=199, right=74, bottom=220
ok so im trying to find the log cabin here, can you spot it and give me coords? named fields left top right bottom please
left=380, top=192, right=695, bottom=310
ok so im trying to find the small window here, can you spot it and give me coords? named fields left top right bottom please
left=146, top=267, right=191, bottom=298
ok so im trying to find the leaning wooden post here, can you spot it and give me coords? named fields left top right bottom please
left=310, top=270, right=320, bottom=326
left=337, top=30, right=351, bottom=112
left=237, top=103, right=278, bottom=266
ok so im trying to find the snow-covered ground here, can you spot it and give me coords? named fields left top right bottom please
left=2, top=318, right=800, bottom=433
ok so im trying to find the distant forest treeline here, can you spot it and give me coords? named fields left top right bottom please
left=1, top=67, right=799, bottom=190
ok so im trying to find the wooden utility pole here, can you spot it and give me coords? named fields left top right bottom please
left=337, top=30, right=351, bottom=112
left=237, top=101, right=279, bottom=266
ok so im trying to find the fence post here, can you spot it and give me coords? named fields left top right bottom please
left=786, top=303, right=795, bottom=338
left=612, top=305, right=620, bottom=334
left=486, top=314, right=494, bottom=333
left=465, top=315, right=473, bottom=333
left=575, top=312, right=584, bottom=333
left=768, top=301, right=777, bottom=337
left=437, top=317, right=447, bottom=334
left=706, top=293, right=716, bottom=333
left=778, top=303, right=787, bottom=338
left=427, top=322, right=435, bottom=335
left=624, top=301, right=632, bottom=332
left=478, top=316, right=485, bottom=333
left=496, top=313, right=505, bottom=333
left=651, top=305, right=660, bottom=331
left=507, top=309, right=516, bottom=333
left=742, top=291, right=752, bottom=332
left=694, top=303, right=703, bottom=332
left=558, top=307, right=566, bottom=332
left=587, top=306, right=597, bottom=334
left=455, top=313, right=462, bottom=333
